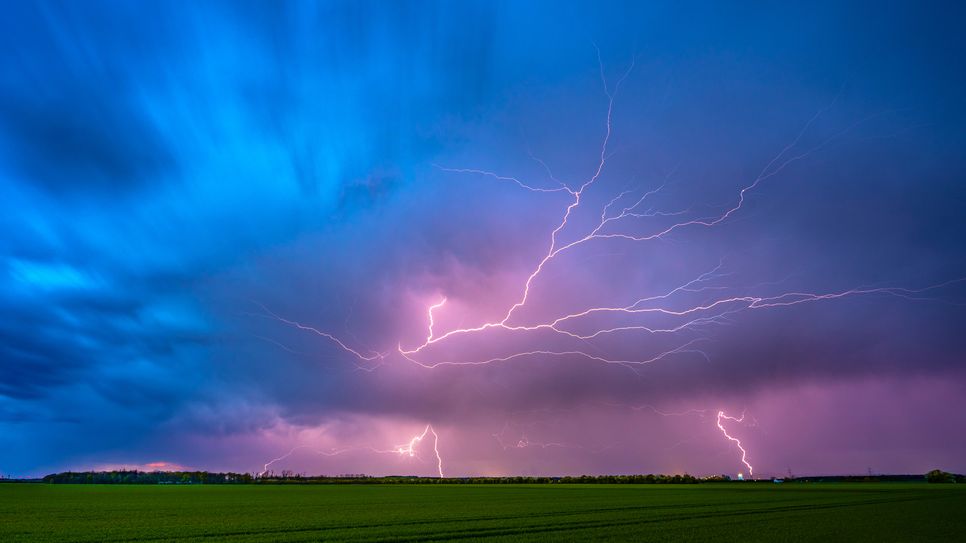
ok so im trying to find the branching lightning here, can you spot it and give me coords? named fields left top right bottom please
left=261, top=424, right=444, bottom=478
left=253, top=51, right=963, bottom=477
left=394, top=424, right=445, bottom=478
left=258, top=55, right=959, bottom=374
left=716, top=410, right=754, bottom=478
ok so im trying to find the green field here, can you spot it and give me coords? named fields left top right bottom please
left=2, top=483, right=964, bottom=542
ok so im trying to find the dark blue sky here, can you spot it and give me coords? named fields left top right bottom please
left=2, top=1, right=965, bottom=477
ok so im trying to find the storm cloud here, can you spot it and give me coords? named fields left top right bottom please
left=1, top=1, right=965, bottom=478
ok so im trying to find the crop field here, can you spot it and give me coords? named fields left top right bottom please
left=1, top=483, right=963, bottom=542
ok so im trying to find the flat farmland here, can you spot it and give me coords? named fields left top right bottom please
left=1, top=483, right=963, bottom=542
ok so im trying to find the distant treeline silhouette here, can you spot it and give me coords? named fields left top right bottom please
left=35, top=470, right=963, bottom=485
left=41, top=471, right=707, bottom=485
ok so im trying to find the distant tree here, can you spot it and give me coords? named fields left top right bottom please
left=926, top=469, right=955, bottom=483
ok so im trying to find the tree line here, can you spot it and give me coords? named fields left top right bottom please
left=41, top=471, right=712, bottom=485
left=38, top=470, right=962, bottom=485
left=42, top=471, right=256, bottom=484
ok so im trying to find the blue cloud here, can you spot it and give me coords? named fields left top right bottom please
left=1, top=0, right=964, bottom=475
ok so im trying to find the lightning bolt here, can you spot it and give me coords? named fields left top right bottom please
left=258, top=53, right=960, bottom=373
left=716, top=410, right=754, bottom=478
left=261, top=424, right=444, bottom=478
left=425, top=298, right=447, bottom=343
left=393, top=424, right=444, bottom=478
left=489, top=404, right=757, bottom=476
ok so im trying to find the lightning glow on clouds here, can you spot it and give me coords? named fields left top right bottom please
left=255, top=57, right=961, bottom=477
left=2, top=1, right=965, bottom=479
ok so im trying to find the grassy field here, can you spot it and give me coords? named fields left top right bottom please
left=2, top=483, right=963, bottom=542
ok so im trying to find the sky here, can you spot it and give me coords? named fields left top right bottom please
left=2, top=0, right=965, bottom=479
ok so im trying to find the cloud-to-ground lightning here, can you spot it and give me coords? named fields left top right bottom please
left=261, top=424, right=444, bottom=478
left=394, top=424, right=445, bottom=478
left=716, top=410, right=754, bottom=478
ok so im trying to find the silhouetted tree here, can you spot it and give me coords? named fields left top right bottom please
left=926, top=469, right=955, bottom=483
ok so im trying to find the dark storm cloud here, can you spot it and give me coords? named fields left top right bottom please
left=0, top=89, right=174, bottom=193
left=0, top=2, right=179, bottom=194
left=1, top=1, right=965, bottom=476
